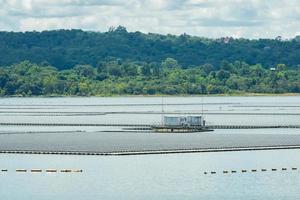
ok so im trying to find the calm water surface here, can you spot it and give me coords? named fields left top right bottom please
left=0, top=96, right=299, bottom=126
left=0, top=96, right=299, bottom=199
left=1, top=150, right=300, bottom=199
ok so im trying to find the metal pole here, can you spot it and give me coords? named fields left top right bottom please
left=161, top=97, right=164, bottom=125
left=201, top=96, right=204, bottom=126
left=201, top=96, right=204, bottom=116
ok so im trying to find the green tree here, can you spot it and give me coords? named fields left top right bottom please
left=162, top=58, right=180, bottom=69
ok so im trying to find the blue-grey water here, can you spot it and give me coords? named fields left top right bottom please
left=1, top=150, right=300, bottom=199
left=0, top=96, right=300, bottom=199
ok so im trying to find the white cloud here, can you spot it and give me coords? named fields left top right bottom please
left=0, top=0, right=299, bottom=38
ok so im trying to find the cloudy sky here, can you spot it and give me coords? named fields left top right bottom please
left=0, top=0, right=299, bottom=38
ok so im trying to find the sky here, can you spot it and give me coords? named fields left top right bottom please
left=0, top=0, right=299, bottom=39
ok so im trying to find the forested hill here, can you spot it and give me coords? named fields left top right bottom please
left=0, top=26, right=299, bottom=70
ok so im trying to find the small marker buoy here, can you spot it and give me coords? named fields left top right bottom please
left=46, top=169, right=57, bottom=172
left=61, top=169, right=72, bottom=173
left=16, top=169, right=27, bottom=172
left=31, top=169, right=42, bottom=172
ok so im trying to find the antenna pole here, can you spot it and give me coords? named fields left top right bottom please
left=201, top=96, right=203, bottom=116
left=161, top=97, right=164, bottom=125
left=201, top=96, right=204, bottom=125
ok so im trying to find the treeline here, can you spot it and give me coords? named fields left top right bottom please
left=0, top=26, right=300, bottom=70
left=0, top=60, right=299, bottom=96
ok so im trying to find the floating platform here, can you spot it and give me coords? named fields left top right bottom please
left=151, top=125, right=213, bottom=133
left=1, top=132, right=300, bottom=156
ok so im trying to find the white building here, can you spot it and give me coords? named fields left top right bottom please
left=164, top=116, right=205, bottom=127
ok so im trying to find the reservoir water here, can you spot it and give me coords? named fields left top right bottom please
left=0, top=96, right=300, bottom=199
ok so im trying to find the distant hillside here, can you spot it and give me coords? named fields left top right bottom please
left=0, top=26, right=299, bottom=70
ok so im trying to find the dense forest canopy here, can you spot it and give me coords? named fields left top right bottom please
left=0, top=60, right=299, bottom=96
left=0, top=26, right=299, bottom=70
left=0, top=26, right=299, bottom=96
